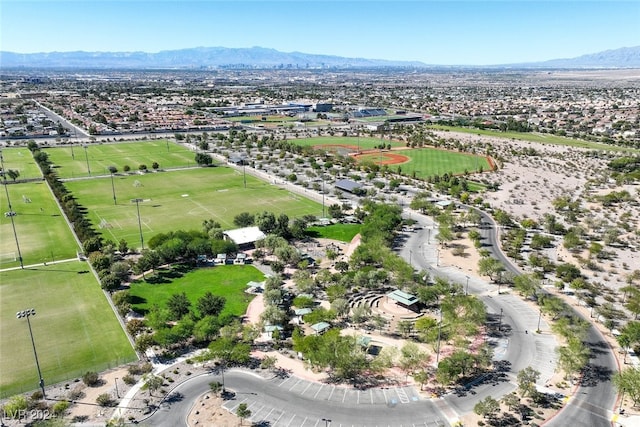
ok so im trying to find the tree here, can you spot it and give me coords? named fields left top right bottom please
left=502, top=392, right=520, bottom=411
left=152, top=161, right=160, bottom=170
left=613, top=367, right=640, bottom=406
left=517, top=366, right=540, bottom=398
left=478, top=257, right=505, bottom=282
left=197, top=292, right=226, bottom=317
left=166, top=292, right=191, bottom=320
left=6, top=169, right=20, bottom=181
left=233, top=212, right=255, bottom=227
left=557, top=337, right=590, bottom=380
left=207, top=337, right=251, bottom=391
left=236, top=402, right=252, bottom=425
left=255, top=211, right=277, bottom=234
left=209, top=381, right=223, bottom=396
left=474, top=396, right=500, bottom=420
left=143, top=374, right=164, bottom=396
left=195, top=152, right=212, bottom=166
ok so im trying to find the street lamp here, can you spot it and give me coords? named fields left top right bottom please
left=83, top=144, right=91, bottom=176
left=16, top=309, right=46, bottom=399
left=114, top=377, right=120, bottom=398
left=465, top=276, right=470, bottom=295
left=536, top=310, right=543, bottom=334
left=243, top=162, right=247, bottom=189
left=0, top=150, right=24, bottom=269
left=322, top=418, right=331, bottom=427
left=498, top=308, right=504, bottom=332
left=131, top=198, right=144, bottom=250
left=435, top=307, right=443, bottom=364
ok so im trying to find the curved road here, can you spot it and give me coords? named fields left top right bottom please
left=145, top=370, right=451, bottom=427
left=139, top=202, right=617, bottom=426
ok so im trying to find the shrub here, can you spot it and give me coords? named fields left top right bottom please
left=82, top=371, right=100, bottom=387
left=96, top=393, right=115, bottom=407
left=52, top=400, right=70, bottom=416
left=2, top=395, right=28, bottom=419
left=122, top=374, right=136, bottom=386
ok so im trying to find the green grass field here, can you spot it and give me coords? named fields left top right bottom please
left=0, top=182, right=80, bottom=268
left=128, top=265, right=263, bottom=316
left=44, top=140, right=198, bottom=179
left=64, top=166, right=322, bottom=249
left=427, top=125, right=640, bottom=153
left=356, top=147, right=491, bottom=178
left=306, top=224, right=361, bottom=242
left=290, top=136, right=404, bottom=150
left=0, top=262, right=136, bottom=397
left=0, top=147, right=43, bottom=180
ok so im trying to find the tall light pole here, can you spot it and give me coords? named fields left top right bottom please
left=131, top=198, right=144, bottom=250
left=322, top=418, right=331, bottom=427
left=435, top=305, right=443, bottom=365
left=83, top=145, right=91, bottom=176
left=498, top=308, right=504, bottom=332
left=16, top=309, right=45, bottom=399
left=109, top=168, right=117, bottom=205
left=465, top=276, right=470, bottom=295
left=0, top=150, right=24, bottom=268
left=321, top=175, right=325, bottom=217
left=114, top=377, right=120, bottom=398
left=536, top=310, right=542, bottom=333
left=243, top=162, right=246, bottom=189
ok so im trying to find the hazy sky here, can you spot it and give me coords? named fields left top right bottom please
left=2, top=1, right=638, bottom=65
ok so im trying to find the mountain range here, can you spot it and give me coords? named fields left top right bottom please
left=1, top=45, right=639, bottom=69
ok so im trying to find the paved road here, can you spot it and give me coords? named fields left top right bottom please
left=440, top=207, right=618, bottom=426
left=145, top=370, right=450, bottom=427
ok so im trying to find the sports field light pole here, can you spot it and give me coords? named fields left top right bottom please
left=83, top=144, right=91, bottom=176
left=131, top=198, right=144, bottom=250
left=109, top=170, right=117, bottom=205
left=321, top=174, right=325, bottom=217
left=16, top=309, right=46, bottom=399
left=0, top=150, right=24, bottom=269
left=243, top=162, right=247, bottom=189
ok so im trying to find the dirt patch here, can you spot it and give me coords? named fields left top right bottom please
left=353, top=151, right=410, bottom=165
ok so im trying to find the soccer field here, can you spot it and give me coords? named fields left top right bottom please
left=0, top=147, right=43, bottom=180
left=44, top=140, right=197, bottom=178
left=0, top=262, right=136, bottom=398
left=64, top=166, right=322, bottom=249
left=0, top=181, right=80, bottom=268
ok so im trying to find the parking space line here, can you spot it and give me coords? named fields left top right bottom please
left=327, top=385, right=335, bottom=401
left=285, top=414, right=297, bottom=426
left=274, top=411, right=285, bottom=424
left=313, top=384, right=324, bottom=398
left=342, top=389, right=347, bottom=403
left=289, top=378, right=302, bottom=391
left=279, top=376, right=294, bottom=387
left=371, top=389, right=374, bottom=404
left=301, top=382, right=313, bottom=395
left=300, top=416, right=308, bottom=426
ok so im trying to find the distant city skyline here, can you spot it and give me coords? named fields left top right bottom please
left=2, top=1, right=639, bottom=66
